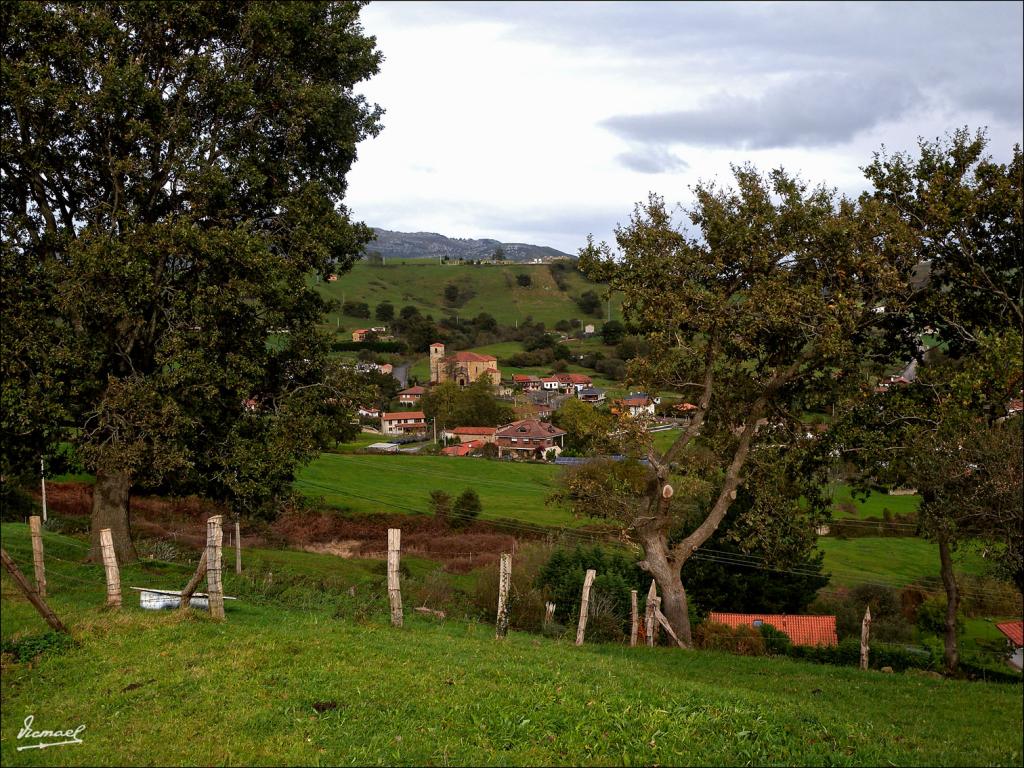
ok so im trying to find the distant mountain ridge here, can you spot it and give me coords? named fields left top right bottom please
left=367, top=228, right=573, bottom=262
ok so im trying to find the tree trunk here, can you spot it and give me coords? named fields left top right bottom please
left=89, top=470, right=137, bottom=564
left=937, top=534, right=960, bottom=674
left=638, top=533, right=692, bottom=646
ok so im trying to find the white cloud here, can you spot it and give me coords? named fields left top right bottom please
left=345, top=2, right=1024, bottom=254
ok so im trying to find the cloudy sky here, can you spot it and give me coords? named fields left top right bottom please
left=345, top=1, right=1024, bottom=255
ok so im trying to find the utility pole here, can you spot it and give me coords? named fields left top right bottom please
left=433, top=418, right=437, bottom=444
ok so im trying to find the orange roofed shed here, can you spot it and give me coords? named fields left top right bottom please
left=708, top=612, right=838, bottom=647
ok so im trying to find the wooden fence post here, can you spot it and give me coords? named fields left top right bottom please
left=179, top=550, right=208, bottom=611
left=575, top=568, right=596, bottom=646
left=645, top=580, right=657, bottom=647
left=40, top=458, right=48, bottom=523
left=495, top=552, right=511, bottom=639
left=387, top=528, right=403, bottom=627
left=630, top=589, right=638, bottom=647
left=860, top=605, right=871, bottom=671
left=0, top=549, right=68, bottom=633
left=206, top=515, right=224, bottom=620
left=29, top=515, right=46, bottom=599
left=235, top=517, right=242, bottom=575
left=100, top=528, right=121, bottom=608
left=544, top=602, right=556, bottom=626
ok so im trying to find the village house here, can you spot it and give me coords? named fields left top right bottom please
left=709, top=612, right=838, bottom=647
left=577, top=387, right=606, bottom=404
left=612, top=393, right=657, bottom=418
left=512, top=373, right=543, bottom=392
left=351, top=328, right=371, bottom=342
left=357, top=406, right=381, bottom=419
left=442, top=426, right=497, bottom=444
left=397, top=385, right=426, bottom=405
left=514, top=401, right=554, bottom=421
left=494, top=419, right=566, bottom=460
left=429, top=343, right=501, bottom=388
left=996, top=621, right=1023, bottom=670
left=380, top=411, right=427, bottom=436
left=553, top=373, right=592, bottom=392
left=440, top=440, right=484, bottom=457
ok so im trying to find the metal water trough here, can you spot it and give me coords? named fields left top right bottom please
left=130, top=587, right=238, bottom=611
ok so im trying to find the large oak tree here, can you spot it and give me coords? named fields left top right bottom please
left=572, top=167, right=911, bottom=645
left=2, top=1, right=382, bottom=560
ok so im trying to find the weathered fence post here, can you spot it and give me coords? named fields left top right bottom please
left=179, top=550, right=208, bottom=611
left=630, top=589, right=639, bottom=647
left=235, top=517, right=242, bottom=574
left=40, top=458, right=48, bottom=523
left=29, top=515, right=46, bottom=599
left=0, top=549, right=68, bottom=633
left=99, top=528, right=121, bottom=608
left=495, top=552, right=511, bottom=639
left=206, top=515, right=224, bottom=620
left=387, top=528, right=403, bottom=627
left=860, top=605, right=872, bottom=671
left=575, top=568, right=596, bottom=646
left=544, top=601, right=556, bottom=626
left=645, top=580, right=657, bottom=647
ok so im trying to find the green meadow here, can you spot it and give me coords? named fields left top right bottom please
left=2, top=524, right=1021, bottom=767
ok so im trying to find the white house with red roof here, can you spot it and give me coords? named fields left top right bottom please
left=996, top=620, right=1023, bottom=670
left=380, top=411, right=427, bottom=436
left=397, top=385, right=426, bottom=405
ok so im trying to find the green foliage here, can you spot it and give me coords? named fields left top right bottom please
left=576, top=289, right=603, bottom=316
left=451, top=488, right=482, bottom=529
left=1, top=631, right=77, bottom=662
left=680, top=484, right=829, bottom=615
left=535, top=545, right=645, bottom=633
left=552, top=398, right=615, bottom=456
left=917, top=595, right=966, bottom=638
left=810, top=585, right=916, bottom=643
left=757, top=623, right=792, bottom=655
left=516, top=273, right=532, bottom=287
left=375, top=302, right=395, bottom=322
left=601, top=320, right=625, bottom=345
left=343, top=301, right=372, bottom=318
left=421, top=378, right=513, bottom=431
left=429, top=490, right=452, bottom=526
left=2, top=1, right=383, bottom=535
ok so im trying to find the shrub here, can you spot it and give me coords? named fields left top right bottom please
left=342, top=300, right=370, bottom=318
left=451, top=488, right=482, bottom=529
left=473, top=543, right=552, bottom=632
left=758, top=622, right=792, bottom=655
left=917, top=595, right=965, bottom=637
left=695, top=621, right=736, bottom=652
left=516, top=273, right=531, bottom=287
left=429, top=490, right=451, bottom=526
left=536, top=545, right=645, bottom=634
left=1, top=631, right=77, bottom=662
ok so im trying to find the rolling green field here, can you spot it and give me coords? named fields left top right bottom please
left=2, top=525, right=1021, bottom=767
left=296, top=452, right=597, bottom=528
left=316, top=261, right=622, bottom=330
left=827, top=483, right=922, bottom=519
left=819, top=537, right=988, bottom=588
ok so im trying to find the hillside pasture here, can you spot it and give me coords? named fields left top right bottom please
left=315, top=261, right=622, bottom=330
left=1, top=525, right=1021, bottom=767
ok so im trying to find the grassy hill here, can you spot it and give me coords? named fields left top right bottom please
left=2, top=525, right=1020, bottom=767
left=315, top=260, right=622, bottom=330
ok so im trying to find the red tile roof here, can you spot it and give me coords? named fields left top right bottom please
left=448, top=351, right=497, bottom=363
left=620, top=396, right=652, bottom=407
left=399, top=386, right=426, bottom=395
left=513, top=374, right=539, bottom=383
left=452, top=426, right=497, bottom=436
left=675, top=402, right=698, bottom=412
left=709, top=612, right=838, bottom=647
left=381, top=411, right=425, bottom=421
left=440, top=439, right=484, bottom=456
left=996, top=621, right=1023, bottom=646
left=495, top=419, right=566, bottom=440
